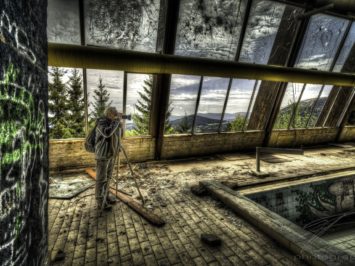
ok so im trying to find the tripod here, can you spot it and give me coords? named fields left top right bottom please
left=100, top=126, right=145, bottom=213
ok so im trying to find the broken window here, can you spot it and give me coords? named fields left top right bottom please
left=194, top=77, right=229, bottom=133
left=47, top=0, right=81, bottom=44
left=295, top=14, right=349, bottom=71
left=333, top=22, right=355, bottom=73
left=86, top=69, right=124, bottom=130
left=125, top=73, right=154, bottom=136
left=166, top=75, right=201, bottom=135
left=221, top=79, right=260, bottom=132
left=85, top=0, right=160, bottom=52
left=239, top=1, right=300, bottom=65
left=175, top=0, right=247, bottom=60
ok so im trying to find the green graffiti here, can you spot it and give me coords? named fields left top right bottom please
left=0, top=122, right=24, bottom=145
left=15, top=181, right=22, bottom=238
left=0, top=142, right=42, bottom=165
left=3, top=64, right=18, bottom=84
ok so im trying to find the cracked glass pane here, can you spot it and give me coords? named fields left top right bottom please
left=221, top=79, right=259, bottom=132
left=86, top=69, right=124, bottom=129
left=274, top=83, right=304, bottom=129
left=195, top=77, right=229, bottom=133
left=175, top=0, right=247, bottom=60
left=333, top=22, right=355, bottom=73
left=47, top=0, right=80, bottom=44
left=85, top=0, right=160, bottom=52
left=239, top=1, right=291, bottom=64
left=295, top=14, right=349, bottom=71
left=166, top=75, right=201, bottom=135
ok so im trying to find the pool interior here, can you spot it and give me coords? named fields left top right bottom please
left=247, top=173, right=355, bottom=256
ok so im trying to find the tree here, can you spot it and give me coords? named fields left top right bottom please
left=226, top=115, right=245, bottom=131
left=48, top=67, right=71, bottom=139
left=91, top=77, right=112, bottom=121
left=67, top=69, right=85, bottom=137
left=131, top=76, right=174, bottom=135
left=176, top=112, right=190, bottom=133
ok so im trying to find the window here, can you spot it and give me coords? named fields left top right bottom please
left=126, top=73, right=154, bottom=136
left=307, top=85, right=332, bottom=127
left=86, top=69, right=124, bottom=128
left=47, top=0, right=81, bottom=44
left=85, top=0, right=160, bottom=52
left=295, top=14, right=349, bottom=71
left=48, top=67, right=84, bottom=139
left=195, top=77, right=229, bottom=133
left=221, top=79, right=260, bottom=132
left=239, top=1, right=301, bottom=65
left=333, top=22, right=355, bottom=73
left=166, top=75, right=201, bottom=134
left=175, top=0, right=247, bottom=60
left=274, top=83, right=304, bottom=129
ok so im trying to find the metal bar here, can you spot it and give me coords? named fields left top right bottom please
left=234, top=0, right=252, bottom=61
left=297, top=3, right=334, bottom=19
left=288, top=83, right=307, bottom=129
left=48, top=43, right=355, bottom=87
left=191, top=76, right=204, bottom=135
left=122, top=71, right=128, bottom=135
left=257, top=147, right=304, bottom=155
left=337, top=87, right=355, bottom=127
left=218, top=78, right=233, bottom=133
left=256, top=147, right=260, bottom=172
left=242, top=80, right=259, bottom=131
left=305, top=85, right=325, bottom=128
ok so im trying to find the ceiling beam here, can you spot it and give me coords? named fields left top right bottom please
left=48, top=43, right=355, bottom=87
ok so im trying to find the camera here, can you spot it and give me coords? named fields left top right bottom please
left=121, top=114, right=131, bottom=120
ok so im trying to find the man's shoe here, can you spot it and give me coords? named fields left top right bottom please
left=102, top=203, right=112, bottom=211
left=106, top=195, right=117, bottom=204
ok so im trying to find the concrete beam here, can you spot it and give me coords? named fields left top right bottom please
left=48, top=43, right=355, bottom=87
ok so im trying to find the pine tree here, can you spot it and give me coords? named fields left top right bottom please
left=177, top=112, right=190, bottom=133
left=48, top=67, right=71, bottom=139
left=91, top=77, right=112, bottom=121
left=226, top=115, right=245, bottom=131
left=67, top=69, right=85, bottom=137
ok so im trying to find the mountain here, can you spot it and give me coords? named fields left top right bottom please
left=170, top=114, right=220, bottom=127
left=279, top=97, right=327, bottom=115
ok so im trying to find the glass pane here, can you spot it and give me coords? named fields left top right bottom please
left=221, top=79, right=257, bottom=132
left=195, top=77, right=229, bottom=133
left=274, top=83, right=304, bottom=129
left=244, top=80, right=261, bottom=129
left=292, top=84, right=323, bottom=128
left=166, top=75, right=201, bottom=134
left=47, top=0, right=81, bottom=44
left=87, top=70, right=124, bottom=129
left=239, top=1, right=286, bottom=64
left=85, top=0, right=160, bottom=52
left=175, top=0, right=247, bottom=60
left=48, top=67, right=84, bottom=139
left=126, top=74, right=153, bottom=136
left=333, top=22, right=355, bottom=72
left=308, top=85, right=333, bottom=127
left=295, top=14, right=349, bottom=71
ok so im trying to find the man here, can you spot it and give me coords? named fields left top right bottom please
left=95, top=107, right=122, bottom=211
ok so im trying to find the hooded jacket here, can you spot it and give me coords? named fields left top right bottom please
left=95, top=117, right=122, bottom=160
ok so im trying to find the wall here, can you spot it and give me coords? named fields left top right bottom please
left=339, top=126, right=355, bottom=142
left=248, top=174, right=355, bottom=227
left=269, top=128, right=338, bottom=147
left=161, top=131, right=264, bottom=159
left=49, top=137, right=155, bottom=171
left=0, top=1, right=48, bottom=265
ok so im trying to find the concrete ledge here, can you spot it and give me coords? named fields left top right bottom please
left=200, top=181, right=355, bottom=266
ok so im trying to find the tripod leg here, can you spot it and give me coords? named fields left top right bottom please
left=120, top=144, right=145, bottom=205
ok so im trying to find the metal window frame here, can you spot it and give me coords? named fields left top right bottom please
left=191, top=76, right=204, bottom=135
left=218, top=78, right=234, bottom=133
left=242, top=80, right=260, bottom=131
left=287, top=83, right=307, bottom=129
left=305, top=84, right=325, bottom=128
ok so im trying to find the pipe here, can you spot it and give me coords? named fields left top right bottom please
left=48, top=43, right=355, bottom=87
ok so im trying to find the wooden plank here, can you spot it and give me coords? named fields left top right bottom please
left=85, top=168, right=165, bottom=227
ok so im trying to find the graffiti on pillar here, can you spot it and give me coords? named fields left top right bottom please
left=0, top=8, right=48, bottom=266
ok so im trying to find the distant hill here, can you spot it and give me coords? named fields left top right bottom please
left=279, top=97, right=327, bottom=115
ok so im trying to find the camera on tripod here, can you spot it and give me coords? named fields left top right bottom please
left=121, top=114, right=131, bottom=120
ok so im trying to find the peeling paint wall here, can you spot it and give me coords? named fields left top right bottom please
left=0, top=1, right=48, bottom=265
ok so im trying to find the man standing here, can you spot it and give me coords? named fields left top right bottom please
left=95, top=107, right=122, bottom=211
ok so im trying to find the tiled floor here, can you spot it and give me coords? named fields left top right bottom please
left=323, top=227, right=355, bottom=256
left=48, top=144, right=355, bottom=265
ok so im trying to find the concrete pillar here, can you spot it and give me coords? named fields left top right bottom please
left=0, top=0, right=48, bottom=265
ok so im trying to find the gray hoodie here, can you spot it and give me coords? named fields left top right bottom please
left=95, top=117, right=122, bottom=160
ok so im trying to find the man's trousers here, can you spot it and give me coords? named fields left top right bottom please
left=95, top=157, right=114, bottom=208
